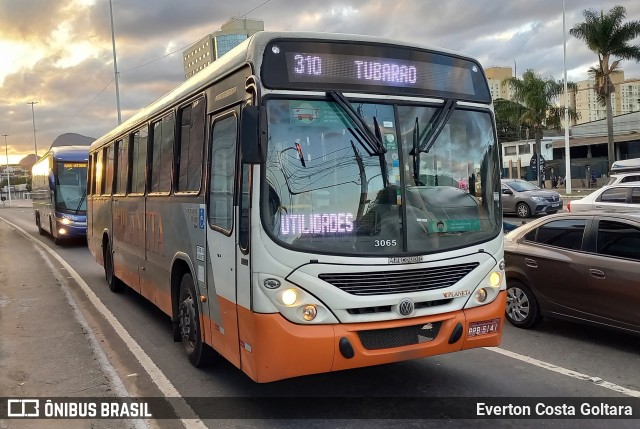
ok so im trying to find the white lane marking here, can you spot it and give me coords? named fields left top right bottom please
left=486, top=346, right=640, bottom=397
left=34, top=245, right=148, bottom=429
left=1, top=217, right=208, bottom=429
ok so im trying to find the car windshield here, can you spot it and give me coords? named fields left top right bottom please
left=507, top=181, right=540, bottom=192
left=262, top=98, right=501, bottom=256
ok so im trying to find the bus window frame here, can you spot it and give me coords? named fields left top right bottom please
left=206, top=108, right=240, bottom=236
left=104, top=143, right=115, bottom=196
left=95, top=150, right=104, bottom=196
left=175, top=96, right=206, bottom=196
left=148, top=112, right=176, bottom=196
left=128, top=126, right=149, bottom=196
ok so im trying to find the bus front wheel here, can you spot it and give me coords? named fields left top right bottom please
left=104, top=242, right=124, bottom=293
left=178, top=273, right=210, bottom=367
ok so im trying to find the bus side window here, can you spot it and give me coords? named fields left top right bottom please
left=104, top=144, right=114, bottom=195
left=208, top=114, right=238, bottom=231
left=130, top=128, right=148, bottom=194
left=177, top=97, right=205, bottom=192
left=150, top=114, right=175, bottom=193
left=115, top=139, right=128, bottom=194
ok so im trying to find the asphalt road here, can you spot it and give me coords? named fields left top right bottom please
left=1, top=205, right=639, bottom=429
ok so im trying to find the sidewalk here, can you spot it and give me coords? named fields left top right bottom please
left=1, top=199, right=33, bottom=209
left=0, top=219, right=138, bottom=429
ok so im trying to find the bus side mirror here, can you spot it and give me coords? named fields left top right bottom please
left=48, top=171, right=56, bottom=189
left=240, top=105, right=263, bottom=164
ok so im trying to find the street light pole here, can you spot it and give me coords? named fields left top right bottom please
left=562, top=0, right=572, bottom=194
left=109, top=0, right=122, bottom=124
left=28, top=101, right=38, bottom=157
left=3, top=134, right=11, bottom=207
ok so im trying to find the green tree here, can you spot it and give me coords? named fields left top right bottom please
left=570, top=5, right=640, bottom=169
left=502, top=70, right=578, bottom=186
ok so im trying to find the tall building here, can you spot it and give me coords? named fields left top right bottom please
left=564, top=71, right=639, bottom=125
left=183, top=18, right=264, bottom=80
left=485, top=67, right=514, bottom=101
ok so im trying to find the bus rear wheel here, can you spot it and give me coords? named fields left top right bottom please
left=104, top=242, right=124, bottom=293
left=178, top=273, right=210, bottom=367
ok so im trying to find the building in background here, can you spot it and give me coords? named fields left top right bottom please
left=561, top=71, right=640, bottom=125
left=183, top=18, right=264, bottom=80
left=485, top=67, right=515, bottom=101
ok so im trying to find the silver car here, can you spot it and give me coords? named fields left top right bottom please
left=567, top=183, right=640, bottom=213
left=501, top=179, right=563, bottom=218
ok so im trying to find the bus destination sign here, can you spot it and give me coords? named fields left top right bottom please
left=286, top=52, right=476, bottom=95
left=262, top=40, right=492, bottom=103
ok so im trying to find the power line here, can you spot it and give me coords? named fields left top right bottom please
left=58, top=78, right=115, bottom=129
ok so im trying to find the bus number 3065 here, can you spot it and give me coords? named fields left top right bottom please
left=374, top=239, right=397, bottom=247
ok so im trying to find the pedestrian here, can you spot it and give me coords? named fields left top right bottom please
left=552, top=175, right=558, bottom=188
left=541, top=172, right=546, bottom=188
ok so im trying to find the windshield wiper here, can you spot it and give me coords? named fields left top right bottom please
left=327, top=91, right=386, bottom=157
left=327, top=90, right=388, bottom=187
left=75, top=189, right=87, bottom=213
left=410, top=99, right=457, bottom=156
left=412, top=117, right=422, bottom=184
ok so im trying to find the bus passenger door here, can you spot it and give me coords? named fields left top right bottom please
left=205, top=110, right=241, bottom=368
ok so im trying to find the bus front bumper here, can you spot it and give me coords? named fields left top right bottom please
left=237, top=291, right=506, bottom=383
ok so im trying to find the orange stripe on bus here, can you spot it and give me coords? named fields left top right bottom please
left=233, top=291, right=506, bottom=383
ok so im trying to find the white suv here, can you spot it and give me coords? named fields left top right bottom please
left=605, top=172, right=640, bottom=185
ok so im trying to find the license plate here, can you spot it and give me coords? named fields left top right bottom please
left=551, top=203, right=559, bottom=207
left=468, top=319, right=501, bottom=337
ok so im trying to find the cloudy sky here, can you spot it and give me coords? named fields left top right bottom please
left=1, top=0, right=639, bottom=163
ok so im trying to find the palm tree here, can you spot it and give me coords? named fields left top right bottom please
left=570, top=5, right=640, bottom=170
left=502, top=70, right=578, bottom=186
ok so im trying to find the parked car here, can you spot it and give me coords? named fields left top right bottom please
left=567, top=183, right=640, bottom=213
left=605, top=172, right=640, bottom=186
left=504, top=211, right=640, bottom=335
left=501, top=179, right=563, bottom=218
left=610, top=157, right=640, bottom=174
left=503, top=221, right=526, bottom=233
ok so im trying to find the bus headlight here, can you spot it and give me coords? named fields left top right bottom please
left=489, top=272, right=502, bottom=288
left=281, top=289, right=298, bottom=306
left=60, top=218, right=72, bottom=225
left=302, top=305, right=317, bottom=321
left=58, top=228, right=67, bottom=235
left=256, top=273, right=339, bottom=324
left=475, top=288, right=488, bottom=302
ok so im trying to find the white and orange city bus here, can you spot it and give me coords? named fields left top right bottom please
left=87, top=31, right=506, bottom=383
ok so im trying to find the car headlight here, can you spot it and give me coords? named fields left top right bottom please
left=531, top=196, right=546, bottom=202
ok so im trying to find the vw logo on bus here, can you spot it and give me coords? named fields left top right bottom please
left=398, top=299, right=414, bottom=316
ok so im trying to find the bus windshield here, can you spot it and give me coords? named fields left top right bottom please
left=262, top=98, right=501, bottom=256
left=55, top=163, right=87, bottom=213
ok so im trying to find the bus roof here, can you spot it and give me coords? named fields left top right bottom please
left=38, top=145, right=90, bottom=163
left=90, top=31, right=484, bottom=152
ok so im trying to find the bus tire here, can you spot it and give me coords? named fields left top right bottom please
left=178, top=273, right=210, bottom=367
left=104, top=242, right=124, bottom=293
left=36, top=214, right=45, bottom=235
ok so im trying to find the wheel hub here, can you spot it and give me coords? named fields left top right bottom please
left=506, top=287, right=530, bottom=322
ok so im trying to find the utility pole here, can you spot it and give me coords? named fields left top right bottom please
left=28, top=101, right=38, bottom=157
left=562, top=0, right=572, bottom=194
left=3, top=134, right=11, bottom=207
left=109, top=0, right=122, bottom=124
